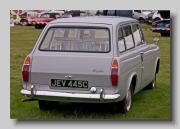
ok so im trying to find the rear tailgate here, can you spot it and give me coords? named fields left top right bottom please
left=30, top=53, right=113, bottom=90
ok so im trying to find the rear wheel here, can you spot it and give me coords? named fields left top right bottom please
left=139, top=17, right=145, bottom=23
left=38, top=100, right=59, bottom=110
left=117, top=84, right=133, bottom=113
left=35, top=24, right=42, bottom=29
left=20, top=19, right=28, bottom=26
left=146, top=74, right=156, bottom=89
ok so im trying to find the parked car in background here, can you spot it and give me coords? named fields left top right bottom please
left=152, top=11, right=163, bottom=22
left=31, top=12, right=61, bottom=29
left=106, top=10, right=133, bottom=18
left=150, top=10, right=170, bottom=36
left=99, top=10, right=151, bottom=22
left=17, top=10, right=45, bottom=26
left=84, top=10, right=98, bottom=16
left=133, top=10, right=151, bottom=23
left=95, top=10, right=104, bottom=16
left=62, top=10, right=86, bottom=17
left=145, top=10, right=157, bottom=24
left=49, top=10, right=70, bottom=15
left=10, top=10, right=21, bottom=24
left=20, top=16, right=160, bottom=113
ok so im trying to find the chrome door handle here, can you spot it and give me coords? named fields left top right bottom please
left=140, top=52, right=144, bottom=55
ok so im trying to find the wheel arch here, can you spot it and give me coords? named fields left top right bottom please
left=156, top=58, right=160, bottom=74
left=126, top=72, right=138, bottom=95
left=139, top=17, right=145, bottom=20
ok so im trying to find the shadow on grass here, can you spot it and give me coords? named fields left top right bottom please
left=43, top=102, right=119, bottom=116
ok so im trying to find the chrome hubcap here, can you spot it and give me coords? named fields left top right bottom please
left=126, top=89, right=132, bottom=111
left=152, top=76, right=156, bottom=88
left=152, top=79, right=155, bottom=87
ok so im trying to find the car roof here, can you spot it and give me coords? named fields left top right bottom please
left=50, top=16, right=138, bottom=25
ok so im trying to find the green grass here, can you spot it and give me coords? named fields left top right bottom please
left=10, top=24, right=170, bottom=120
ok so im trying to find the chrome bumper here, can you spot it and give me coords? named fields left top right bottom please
left=21, top=85, right=120, bottom=103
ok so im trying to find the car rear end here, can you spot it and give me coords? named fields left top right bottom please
left=150, top=10, right=170, bottom=36
left=145, top=12, right=154, bottom=24
left=21, top=22, right=121, bottom=103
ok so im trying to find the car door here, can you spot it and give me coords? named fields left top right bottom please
left=131, top=23, right=157, bottom=90
left=117, top=24, right=142, bottom=95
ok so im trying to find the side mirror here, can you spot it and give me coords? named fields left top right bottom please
left=154, top=37, right=159, bottom=44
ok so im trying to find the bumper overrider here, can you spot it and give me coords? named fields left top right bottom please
left=21, top=85, right=121, bottom=103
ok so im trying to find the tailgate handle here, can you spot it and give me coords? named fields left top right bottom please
left=140, top=52, right=144, bottom=55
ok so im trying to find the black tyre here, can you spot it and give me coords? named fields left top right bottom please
left=117, top=84, right=133, bottom=113
left=35, top=25, right=42, bottom=29
left=161, top=33, right=170, bottom=37
left=20, top=19, right=28, bottom=26
left=139, top=17, right=145, bottom=23
left=38, top=100, right=59, bottom=110
left=146, top=74, right=156, bottom=89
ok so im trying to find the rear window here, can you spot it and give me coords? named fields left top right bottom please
left=39, top=27, right=110, bottom=53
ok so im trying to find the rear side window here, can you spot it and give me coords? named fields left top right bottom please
left=132, top=24, right=145, bottom=46
left=122, top=26, right=135, bottom=49
left=134, top=10, right=141, bottom=13
left=39, top=28, right=110, bottom=53
left=118, top=28, right=126, bottom=52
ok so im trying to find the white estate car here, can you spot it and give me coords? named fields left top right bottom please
left=133, top=10, right=151, bottom=23
left=152, top=11, right=163, bottom=22
left=20, top=16, right=160, bottom=113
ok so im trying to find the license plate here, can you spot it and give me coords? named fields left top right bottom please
left=51, top=79, right=88, bottom=88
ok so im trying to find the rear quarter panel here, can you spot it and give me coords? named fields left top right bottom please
left=112, top=22, right=160, bottom=101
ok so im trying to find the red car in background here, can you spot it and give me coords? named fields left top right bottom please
left=32, top=12, right=72, bottom=29
left=32, top=12, right=61, bottom=29
left=150, top=10, right=170, bottom=36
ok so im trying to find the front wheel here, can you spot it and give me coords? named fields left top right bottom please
left=117, top=84, right=133, bottom=113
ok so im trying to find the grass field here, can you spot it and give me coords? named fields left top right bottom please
left=10, top=24, right=170, bottom=120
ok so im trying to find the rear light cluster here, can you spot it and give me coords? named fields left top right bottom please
left=22, top=56, right=30, bottom=82
left=111, top=59, right=118, bottom=86
left=152, top=22, right=156, bottom=27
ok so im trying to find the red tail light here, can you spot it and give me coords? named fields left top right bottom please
left=22, top=56, right=30, bottom=82
left=152, top=22, right=156, bottom=27
left=111, top=59, right=118, bottom=86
